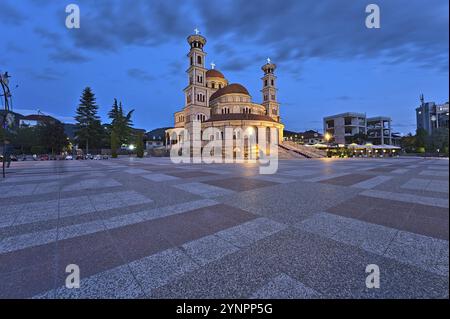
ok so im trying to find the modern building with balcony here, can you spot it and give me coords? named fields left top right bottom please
left=367, top=116, right=392, bottom=145
left=323, top=113, right=396, bottom=146
left=323, top=112, right=367, bottom=145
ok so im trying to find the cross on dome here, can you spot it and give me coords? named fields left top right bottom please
left=194, top=28, right=200, bottom=35
left=267, top=57, right=271, bottom=64
left=210, top=62, right=216, bottom=69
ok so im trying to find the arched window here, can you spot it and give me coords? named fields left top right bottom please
left=197, top=93, right=205, bottom=102
left=196, top=113, right=206, bottom=122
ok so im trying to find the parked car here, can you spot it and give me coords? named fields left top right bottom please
left=102, top=155, right=109, bottom=160
left=93, top=155, right=102, bottom=160
left=39, top=154, right=49, bottom=161
left=65, top=155, right=73, bottom=160
left=10, top=155, right=18, bottom=162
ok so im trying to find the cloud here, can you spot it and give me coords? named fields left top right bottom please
left=49, top=48, right=89, bottom=63
left=32, top=67, right=64, bottom=81
left=45, top=0, right=447, bottom=74
left=34, top=27, right=90, bottom=63
left=34, top=27, right=61, bottom=47
left=19, top=0, right=447, bottom=74
left=0, top=0, right=25, bottom=25
left=6, top=42, right=25, bottom=53
left=335, top=96, right=352, bottom=101
left=127, top=68, right=154, bottom=82
left=60, top=0, right=194, bottom=52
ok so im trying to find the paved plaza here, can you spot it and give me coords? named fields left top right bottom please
left=0, top=157, right=448, bottom=299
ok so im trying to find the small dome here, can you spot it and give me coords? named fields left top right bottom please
left=206, top=69, right=225, bottom=78
left=210, top=83, right=250, bottom=101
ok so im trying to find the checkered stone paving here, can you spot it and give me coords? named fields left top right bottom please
left=0, top=157, right=448, bottom=299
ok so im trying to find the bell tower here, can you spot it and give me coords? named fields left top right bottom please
left=261, top=58, right=280, bottom=122
left=184, top=29, right=208, bottom=112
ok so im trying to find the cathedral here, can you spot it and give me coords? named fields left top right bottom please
left=166, top=31, right=284, bottom=159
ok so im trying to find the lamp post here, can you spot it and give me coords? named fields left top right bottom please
left=0, top=71, right=12, bottom=178
left=324, top=132, right=332, bottom=145
left=324, top=132, right=333, bottom=157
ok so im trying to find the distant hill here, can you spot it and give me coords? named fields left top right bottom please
left=145, top=127, right=171, bottom=141
left=63, top=123, right=77, bottom=140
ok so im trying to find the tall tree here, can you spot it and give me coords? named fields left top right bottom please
left=110, top=129, right=119, bottom=158
left=108, top=98, right=134, bottom=146
left=75, top=87, right=103, bottom=154
left=135, top=132, right=144, bottom=158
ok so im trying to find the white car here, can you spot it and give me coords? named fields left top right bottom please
left=65, top=155, right=73, bottom=160
left=93, top=155, right=102, bottom=160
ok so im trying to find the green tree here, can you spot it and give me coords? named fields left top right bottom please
left=428, top=128, right=449, bottom=154
left=75, top=87, right=103, bottom=154
left=13, top=125, right=39, bottom=154
left=415, top=128, right=428, bottom=149
left=38, top=120, right=69, bottom=155
left=400, top=133, right=416, bottom=153
left=111, top=129, right=119, bottom=158
left=135, top=132, right=144, bottom=158
left=108, top=98, right=134, bottom=146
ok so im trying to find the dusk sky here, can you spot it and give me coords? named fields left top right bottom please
left=1, top=0, right=448, bottom=134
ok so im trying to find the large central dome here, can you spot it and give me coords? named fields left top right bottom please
left=209, top=83, right=250, bottom=101
left=206, top=69, right=225, bottom=78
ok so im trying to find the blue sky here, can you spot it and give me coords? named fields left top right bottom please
left=0, top=0, right=448, bottom=134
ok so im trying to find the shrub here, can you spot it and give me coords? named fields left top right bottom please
left=416, top=147, right=426, bottom=154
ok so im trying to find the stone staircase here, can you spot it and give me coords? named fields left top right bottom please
left=281, top=141, right=327, bottom=159
left=278, top=144, right=307, bottom=159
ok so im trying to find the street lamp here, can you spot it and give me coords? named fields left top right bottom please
left=324, top=133, right=332, bottom=143
left=1, top=71, right=13, bottom=178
